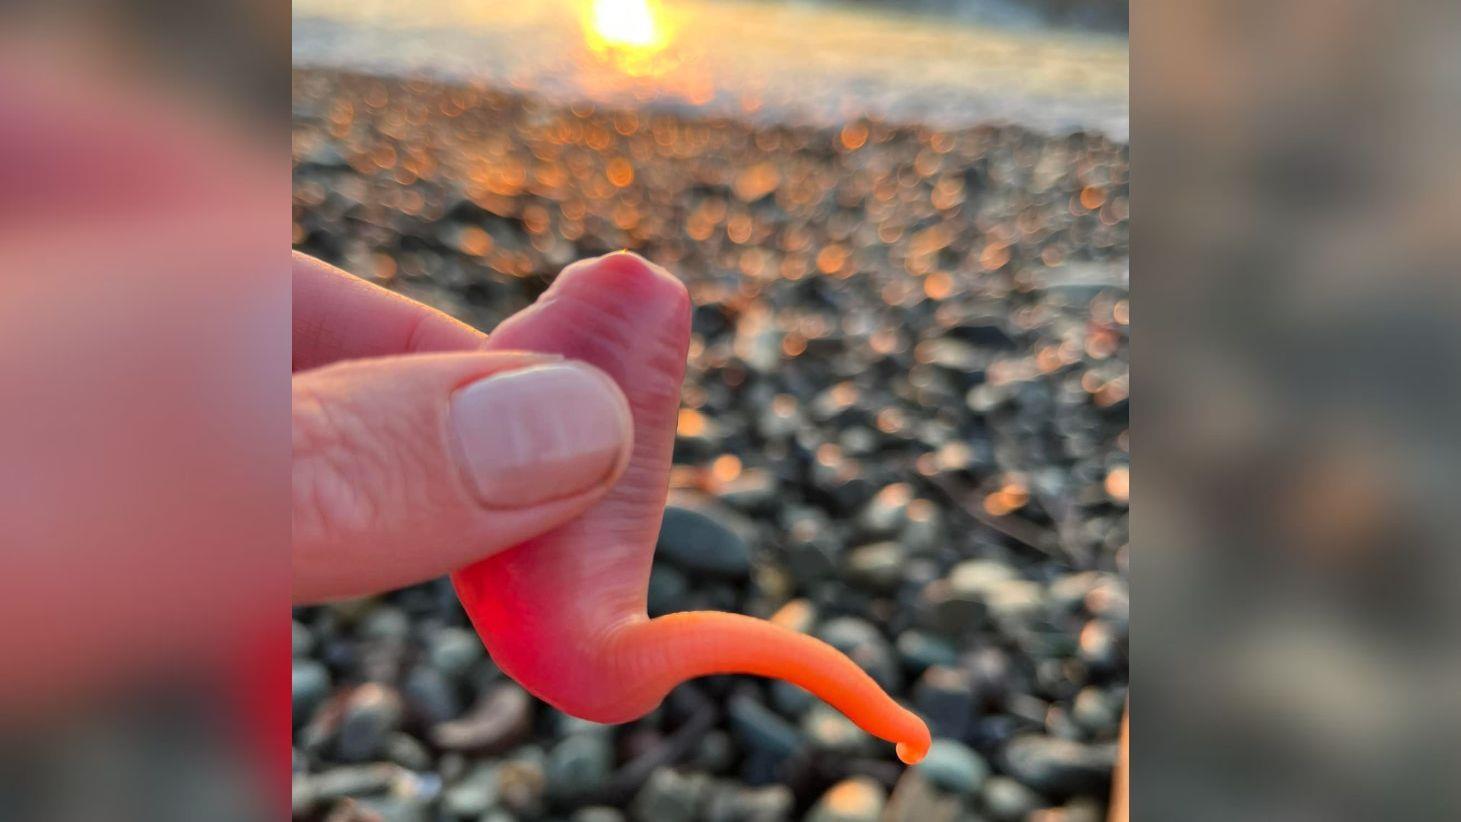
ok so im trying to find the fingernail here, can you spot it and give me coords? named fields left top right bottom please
left=450, top=362, right=632, bottom=508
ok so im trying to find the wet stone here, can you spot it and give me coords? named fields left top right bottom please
left=403, top=664, right=462, bottom=725
left=1072, top=686, right=1125, bottom=737
left=427, top=626, right=485, bottom=681
left=843, top=541, right=906, bottom=592
left=631, top=767, right=712, bottom=822
left=442, top=763, right=499, bottom=818
left=336, top=683, right=404, bottom=762
left=431, top=683, right=533, bottom=753
left=728, top=694, right=803, bottom=760
left=546, top=733, right=614, bottom=803
left=981, top=775, right=1043, bottom=821
left=293, top=659, right=331, bottom=723
left=912, top=666, right=976, bottom=740
left=802, top=703, right=874, bottom=756
left=895, top=630, right=958, bottom=674
left=806, top=776, right=886, bottom=822
left=647, top=563, right=691, bottom=616
left=1001, top=734, right=1115, bottom=797
left=914, top=739, right=988, bottom=796
left=656, top=500, right=752, bottom=578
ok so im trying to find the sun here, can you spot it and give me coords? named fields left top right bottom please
left=582, top=0, right=671, bottom=74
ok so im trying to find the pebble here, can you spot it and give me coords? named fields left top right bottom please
left=705, top=783, right=794, bottom=822
left=402, top=664, right=462, bottom=725
left=816, top=617, right=901, bottom=691
left=727, top=694, right=802, bottom=760
left=802, top=703, right=874, bottom=756
left=914, top=739, right=988, bottom=795
left=806, top=776, right=886, bottom=822
left=431, top=683, right=533, bottom=753
left=292, top=659, right=331, bottom=723
left=546, top=733, right=614, bottom=803
left=1001, top=734, right=1115, bottom=797
left=427, top=626, right=485, bottom=681
left=981, top=775, right=1043, bottom=821
left=843, top=541, right=907, bottom=591
left=441, top=762, right=500, bottom=818
left=894, top=630, right=958, bottom=674
left=912, top=666, right=977, bottom=740
left=1071, top=686, right=1125, bottom=737
left=631, top=767, right=711, bottom=822
left=884, top=768, right=964, bottom=822
left=572, top=808, right=627, bottom=822
left=647, top=563, right=691, bottom=616
left=656, top=499, right=753, bottom=578
left=336, top=683, right=404, bottom=762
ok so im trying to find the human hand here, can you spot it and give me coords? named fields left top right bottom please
left=292, top=251, right=634, bottom=602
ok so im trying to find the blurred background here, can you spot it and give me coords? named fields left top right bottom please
left=291, top=1, right=1128, bottom=821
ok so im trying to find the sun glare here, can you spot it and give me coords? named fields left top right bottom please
left=583, top=0, right=670, bottom=74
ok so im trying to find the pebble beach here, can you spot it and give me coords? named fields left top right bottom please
left=291, top=7, right=1129, bottom=818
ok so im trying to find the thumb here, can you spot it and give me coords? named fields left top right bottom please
left=292, top=350, right=633, bottom=603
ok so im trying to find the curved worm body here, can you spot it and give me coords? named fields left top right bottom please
left=452, top=252, right=930, bottom=764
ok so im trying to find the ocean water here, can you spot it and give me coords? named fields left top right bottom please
left=293, top=0, right=1128, bottom=140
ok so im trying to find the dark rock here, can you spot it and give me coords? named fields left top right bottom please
left=912, top=666, right=976, bottom=740
left=914, top=739, right=988, bottom=795
left=895, top=630, right=958, bottom=673
left=884, top=768, right=963, bottom=822
left=692, top=730, right=736, bottom=774
left=431, top=683, right=533, bottom=753
left=427, top=626, right=484, bottom=681
left=631, top=767, right=711, bottom=822
left=843, top=541, right=906, bottom=591
left=293, top=620, right=314, bottom=657
left=728, top=694, right=802, bottom=760
left=704, top=783, right=794, bottom=822
left=547, top=733, right=614, bottom=803
left=403, top=664, right=462, bottom=725
left=382, top=732, right=432, bottom=771
left=656, top=499, right=752, bottom=578
left=1071, top=686, right=1125, bottom=737
left=647, top=563, right=690, bottom=616
left=816, top=617, right=901, bottom=691
left=292, top=659, right=331, bottom=723
left=442, top=763, right=499, bottom=818
left=981, top=775, right=1042, bottom=821
left=1001, top=734, right=1115, bottom=797
left=336, top=683, right=404, bottom=762
left=573, top=807, right=627, bottom=822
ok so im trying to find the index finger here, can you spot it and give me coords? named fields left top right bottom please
left=292, top=251, right=486, bottom=371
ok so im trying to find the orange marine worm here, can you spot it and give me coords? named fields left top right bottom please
left=452, top=251, right=931, bottom=764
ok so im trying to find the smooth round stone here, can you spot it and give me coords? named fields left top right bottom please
left=647, top=563, right=691, bottom=616
left=807, top=776, right=887, bottom=822
left=292, top=620, right=314, bottom=658
left=728, top=695, right=802, bottom=759
left=656, top=503, right=752, bottom=578
left=1077, top=619, right=1123, bottom=671
left=1001, top=734, right=1115, bottom=797
left=631, top=767, right=711, bottom=822
left=981, top=776, right=1042, bottom=821
left=802, top=703, right=874, bottom=755
left=336, top=683, right=404, bottom=762
left=572, top=807, right=627, bottom=822
left=895, top=630, right=958, bottom=673
left=692, top=729, right=736, bottom=774
left=546, top=733, right=613, bottom=802
left=291, top=659, right=331, bottom=722
left=441, top=763, right=499, bottom=818
left=1071, top=687, right=1124, bottom=736
left=403, top=664, right=462, bottom=725
left=357, top=605, right=412, bottom=642
left=496, top=751, right=548, bottom=815
left=914, top=739, right=988, bottom=796
left=913, top=666, right=976, bottom=740
left=382, top=732, right=432, bottom=771
left=427, top=627, right=484, bottom=680
left=844, top=541, right=907, bottom=591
